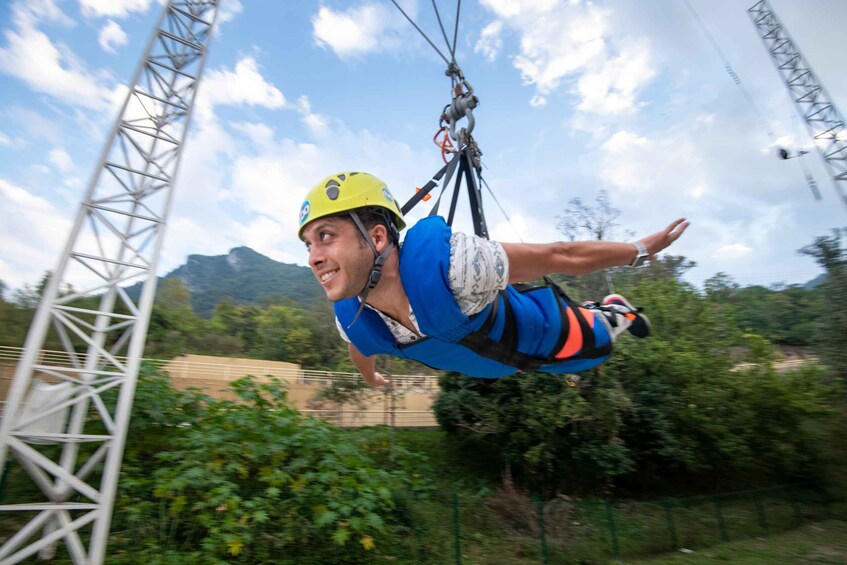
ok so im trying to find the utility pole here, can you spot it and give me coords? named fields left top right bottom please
left=0, top=2, right=219, bottom=563
left=749, top=0, right=847, bottom=213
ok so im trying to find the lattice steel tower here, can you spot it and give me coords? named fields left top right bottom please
left=749, top=0, right=847, bottom=212
left=0, top=2, right=220, bottom=563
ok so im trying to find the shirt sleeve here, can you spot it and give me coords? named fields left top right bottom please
left=335, top=317, right=351, bottom=343
left=447, top=231, right=509, bottom=316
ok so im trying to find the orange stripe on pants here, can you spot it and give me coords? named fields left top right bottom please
left=554, top=307, right=595, bottom=359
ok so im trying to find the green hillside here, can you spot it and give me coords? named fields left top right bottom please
left=129, top=246, right=323, bottom=317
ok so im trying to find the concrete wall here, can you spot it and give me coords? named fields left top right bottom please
left=0, top=350, right=439, bottom=427
left=160, top=354, right=439, bottom=427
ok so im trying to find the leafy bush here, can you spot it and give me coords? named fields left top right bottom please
left=112, top=368, right=432, bottom=564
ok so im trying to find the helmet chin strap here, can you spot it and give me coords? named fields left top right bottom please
left=347, top=211, right=395, bottom=328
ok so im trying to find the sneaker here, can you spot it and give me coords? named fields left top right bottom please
left=601, top=294, right=651, bottom=338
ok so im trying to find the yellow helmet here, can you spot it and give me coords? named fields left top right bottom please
left=297, top=171, right=406, bottom=238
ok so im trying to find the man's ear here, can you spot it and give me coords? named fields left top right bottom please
left=369, top=224, right=391, bottom=253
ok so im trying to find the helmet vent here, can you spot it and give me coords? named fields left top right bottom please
left=324, top=179, right=340, bottom=200
left=338, top=174, right=347, bottom=181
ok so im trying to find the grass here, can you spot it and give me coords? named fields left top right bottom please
left=631, top=519, right=847, bottom=564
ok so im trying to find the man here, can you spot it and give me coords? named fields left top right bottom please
left=299, top=171, right=688, bottom=387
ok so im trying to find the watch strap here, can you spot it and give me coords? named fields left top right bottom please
left=630, top=240, right=649, bottom=267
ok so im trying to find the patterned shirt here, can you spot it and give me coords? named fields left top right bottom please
left=336, top=232, right=509, bottom=344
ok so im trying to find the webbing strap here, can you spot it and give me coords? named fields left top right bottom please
left=401, top=156, right=458, bottom=215
left=544, top=276, right=596, bottom=354
left=457, top=280, right=612, bottom=371
left=401, top=148, right=489, bottom=239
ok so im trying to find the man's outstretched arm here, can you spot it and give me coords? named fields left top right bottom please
left=502, top=218, right=688, bottom=284
left=348, top=342, right=391, bottom=387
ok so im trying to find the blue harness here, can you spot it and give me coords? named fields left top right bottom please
left=334, top=217, right=612, bottom=378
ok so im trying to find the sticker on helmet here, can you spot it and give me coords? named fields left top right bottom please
left=382, top=188, right=393, bottom=202
left=299, top=201, right=310, bottom=225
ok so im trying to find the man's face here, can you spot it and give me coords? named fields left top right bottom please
left=301, top=217, right=373, bottom=302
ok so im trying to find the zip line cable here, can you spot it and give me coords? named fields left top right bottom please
left=431, top=0, right=457, bottom=63
left=479, top=173, right=524, bottom=243
left=390, top=1, right=524, bottom=242
left=451, top=0, right=461, bottom=61
left=682, top=0, right=822, bottom=200
left=389, top=0, right=452, bottom=65
left=681, top=0, right=777, bottom=143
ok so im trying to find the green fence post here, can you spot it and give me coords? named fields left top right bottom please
left=752, top=492, right=768, bottom=533
left=604, top=498, right=621, bottom=561
left=663, top=500, right=678, bottom=551
left=452, top=492, right=462, bottom=565
left=787, top=486, right=803, bottom=526
left=819, top=481, right=832, bottom=519
left=535, top=495, right=549, bottom=565
left=712, top=498, right=728, bottom=542
left=0, top=460, right=8, bottom=504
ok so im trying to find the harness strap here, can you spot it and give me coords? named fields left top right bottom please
left=457, top=279, right=612, bottom=371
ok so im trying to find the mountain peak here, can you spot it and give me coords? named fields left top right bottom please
left=129, top=246, right=323, bottom=317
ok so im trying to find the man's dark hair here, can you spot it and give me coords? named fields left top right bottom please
left=345, top=206, right=400, bottom=246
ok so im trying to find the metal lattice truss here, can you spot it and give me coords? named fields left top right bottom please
left=0, top=2, right=219, bottom=563
left=748, top=0, right=847, bottom=212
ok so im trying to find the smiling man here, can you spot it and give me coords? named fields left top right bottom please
left=298, top=172, right=688, bottom=387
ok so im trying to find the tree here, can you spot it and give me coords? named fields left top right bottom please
left=556, top=190, right=629, bottom=242
left=145, top=278, right=202, bottom=357
left=556, top=190, right=635, bottom=300
left=799, top=228, right=847, bottom=377
left=434, top=273, right=834, bottom=494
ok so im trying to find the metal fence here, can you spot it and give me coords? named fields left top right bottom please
left=0, top=346, right=440, bottom=391
left=440, top=482, right=835, bottom=564
left=0, top=346, right=441, bottom=427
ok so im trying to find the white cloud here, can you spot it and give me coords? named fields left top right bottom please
left=11, top=0, right=73, bottom=28
left=0, top=2, right=119, bottom=111
left=79, top=0, right=154, bottom=19
left=230, top=122, right=274, bottom=148
left=529, top=95, right=547, bottom=107
left=599, top=130, right=653, bottom=192
left=217, top=0, right=243, bottom=25
left=576, top=40, right=655, bottom=114
left=480, top=0, right=560, bottom=19
left=0, top=178, right=72, bottom=288
left=478, top=0, right=656, bottom=113
left=311, top=2, right=409, bottom=59
left=0, top=131, right=26, bottom=148
left=713, top=243, right=753, bottom=259
left=196, top=57, right=285, bottom=123
left=475, top=21, right=503, bottom=62
left=48, top=147, right=73, bottom=172
left=98, top=20, right=128, bottom=53
left=689, top=183, right=707, bottom=199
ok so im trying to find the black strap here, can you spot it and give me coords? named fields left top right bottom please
left=457, top=279, right=613, bottom=371
left=401, top=153, right=460, bottom=215
left=544, top=276, right=597, bottom=353
left=401, top=148, right=489, bottom=239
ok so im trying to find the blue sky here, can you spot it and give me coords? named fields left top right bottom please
left=1, top=0, right=846, bottom=296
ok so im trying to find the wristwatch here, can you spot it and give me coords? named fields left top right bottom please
left=630, top=240, right=649, bottom=267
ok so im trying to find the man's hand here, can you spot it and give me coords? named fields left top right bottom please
left=366, top=372, right=391, bottom=388
left=640, top=218, right=689, bottom=257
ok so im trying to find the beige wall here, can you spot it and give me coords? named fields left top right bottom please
left=0, top=351, right=438, bottom=427
left=160, top=354, right=439, bottom=427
